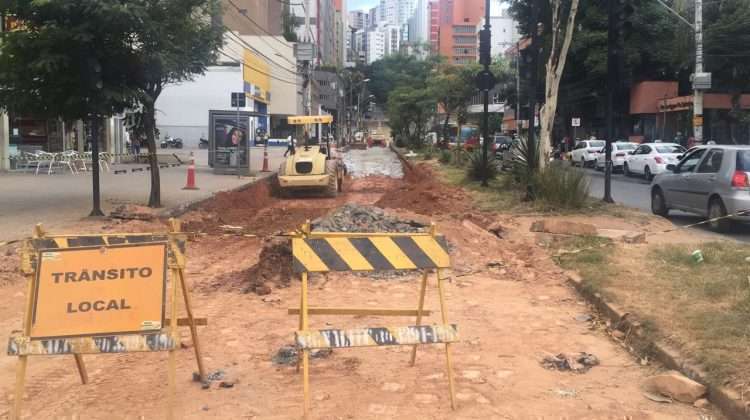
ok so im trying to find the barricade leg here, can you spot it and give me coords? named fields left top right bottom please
left=178, top=269, right=206, bottom=381
left=436, top=268, right=456, bottom=410
left=300, top=271, right=311, bottom=419
left=410, top=270, right=429, bottom=366
left=11, top=356, right=27, bottom=420
left=74, top=354, right=88, bottom=384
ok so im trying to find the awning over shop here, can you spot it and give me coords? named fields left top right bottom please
left=287, top=115, right=333, bottom=125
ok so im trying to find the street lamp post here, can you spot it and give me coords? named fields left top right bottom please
left=477, top=0, right=495, bottom=187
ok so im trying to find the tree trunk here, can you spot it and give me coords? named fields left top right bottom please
left=539, top=0, right=580, bottom=169
left=144, top=100, right=161, bottom=208
left=89, top=117, right=104, bottom=216
left=442, top=110, right=451, bottom=144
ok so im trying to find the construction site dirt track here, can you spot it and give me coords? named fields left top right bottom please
left=0, top=154, right=713, bottom=419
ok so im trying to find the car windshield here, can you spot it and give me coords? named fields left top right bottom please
left=616, top=143, right=636, bottom=150
left=589, top=140, right=605, bottom=147
left=737, top=151, right=750, bottom=171
left=655, top=145, right=686, bottom=154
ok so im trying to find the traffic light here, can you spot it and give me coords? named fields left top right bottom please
left=478, top=28, right=491, bottom=66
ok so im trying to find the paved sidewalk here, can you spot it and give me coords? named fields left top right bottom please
left=0, top=147, right=285, bottom=242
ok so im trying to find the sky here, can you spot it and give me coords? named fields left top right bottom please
left=348, top=0, right=379, bottom=11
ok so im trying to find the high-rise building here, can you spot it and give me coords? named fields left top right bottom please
left=290, top=0, right=338, bottom=66
left=433, top=0, right=485, bottom=64
left=489, top=4, right=519, bottom=55
left=407, top=0, right=430, bottom=47
left=221, top=0, right=283, bottom=36
left=366, top=25, right=400, bottom=64
left=348, top=10, right=368, bottom=30
left=429, top=0, right=440, bottom=54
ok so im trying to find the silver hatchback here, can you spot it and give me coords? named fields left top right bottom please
left=650, top=145, right=750, bottom=231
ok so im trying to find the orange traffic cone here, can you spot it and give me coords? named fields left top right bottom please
left=182, top=162, right=199, bottom=190
left=261, top=141, right=270, bottom=172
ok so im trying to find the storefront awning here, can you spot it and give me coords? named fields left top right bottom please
left=287, top=115, right=333, bottom=125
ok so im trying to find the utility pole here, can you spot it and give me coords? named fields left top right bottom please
left=603, top=0, right=618, bottom=204
left=693, top=0, right=704, bottom=144
left=653, top=0, right=709, bottom=143
left=477, top=0, right=495, bottom=187
left=515, top=40, right=521, bottom=139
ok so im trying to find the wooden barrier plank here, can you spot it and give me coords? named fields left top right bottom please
left=7, top=332, right=177, bottom=355
left=295, top=324, right=458, bottom=349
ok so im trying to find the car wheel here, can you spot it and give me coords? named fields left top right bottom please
left=651, top=187, right=669, bottom=217
left=644, top=166, right=653, bottom=181
left=623, top=163, right=631, bottom=177
left=708, top=197, right=732, bottom=233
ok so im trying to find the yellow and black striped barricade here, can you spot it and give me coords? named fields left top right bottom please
left=290, top=221, right=457, bottom=418
left=6, top=220, right=206, bottom=420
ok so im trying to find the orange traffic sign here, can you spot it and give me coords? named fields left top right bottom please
left=30, top=243, right=167, bottom=338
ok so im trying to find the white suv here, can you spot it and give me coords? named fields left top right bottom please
left=571, top=140, right=606, bottom=168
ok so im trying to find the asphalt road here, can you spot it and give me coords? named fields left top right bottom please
left=584, top=166, right=750, bottom=242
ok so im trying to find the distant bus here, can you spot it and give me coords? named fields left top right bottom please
left=442, top=124, right=479, bottom=144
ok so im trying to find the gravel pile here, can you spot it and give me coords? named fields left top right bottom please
left=312, top=204, right=426, bottom=233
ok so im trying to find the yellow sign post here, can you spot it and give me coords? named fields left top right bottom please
left=290, top=221, right=458, bottom=418
left=7, top=219, right=206, bottom=420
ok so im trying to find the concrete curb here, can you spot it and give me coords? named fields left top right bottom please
left=564, top=271, right=749, bottom=419
left=389, top=142, right=415, bottom=173
left=160, top=173, right=276, bottom=219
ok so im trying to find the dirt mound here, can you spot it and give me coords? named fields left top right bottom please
left=375, top=163, right=471, bottom=216
left=211, top=236, right=294, bottom=294
left=312, top=204, right=426, bottom=233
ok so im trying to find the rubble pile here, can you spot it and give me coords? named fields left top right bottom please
left=312, top=204, right=426, bottom=233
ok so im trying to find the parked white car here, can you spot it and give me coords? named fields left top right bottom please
left=594, top=142, right=639, bottom=171
left=624, top=142, right=686, bottom=180
left=571, top=140, right=606, bottom=167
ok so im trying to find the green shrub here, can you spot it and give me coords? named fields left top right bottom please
left=423, top=147, right=434, bottom=160
left=466, top=150, right=498, bottom=181
left=533, top=163, right=589, bottom=209
left=438, top=149, right=452, bottom=164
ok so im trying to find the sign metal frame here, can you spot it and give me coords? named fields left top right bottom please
left=7, top=220, right=206, bottom=420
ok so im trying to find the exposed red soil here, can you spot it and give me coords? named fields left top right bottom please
left=375, top=162, right=477, bottom=219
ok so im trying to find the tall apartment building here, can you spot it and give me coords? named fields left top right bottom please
left=290, top=0, right=338, bottom=66
left=348, top=10, right=368, bottom=30
left=431, top=0, right=485, bottom=64
left=366, top=25, right=400, bottom=64
left=429, top=1, right=440, bottom=54
left=222, top=0, right=282, bottom=36
left=407, top=0, right=430, bottom=46
left=489, top=6, right=520, bottom=54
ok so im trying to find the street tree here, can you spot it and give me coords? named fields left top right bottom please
left=386, top=86, right=434, bottom=149
left=126, top=0, right=224, bottom=207
left=367, top=53, right=438, bottom=105
left=428, top=64, right=478, bottom=146
left=538, top=0, right=580, bottom=167
left=0, top=0, right=139, bottom=216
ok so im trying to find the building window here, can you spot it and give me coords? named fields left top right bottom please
left=453, top=25, right=475, bottom=33
left=453, top=36, right=476, bottom=45
left=454, top=47, right=476, bottom=55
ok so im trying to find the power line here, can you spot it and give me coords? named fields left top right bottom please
left=218, top=50, right=301, bottom=86
left=220, top=47, right=300, bottom=85
left=225, top=0, right=302, bottom=63
left=223, top=29, right=300, bottom=77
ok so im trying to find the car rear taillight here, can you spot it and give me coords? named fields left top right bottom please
left=654, top=156, right=664, bottom=164
left=615, top=152, right=625, bottom=157
left=732, top=171, right=750, bottom=188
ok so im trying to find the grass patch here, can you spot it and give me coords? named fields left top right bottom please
left=547, top=235, right=616, bottom=298
left=648, top=242, right=750, bottom=383
left=433, top=161, right=633, bottom=217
